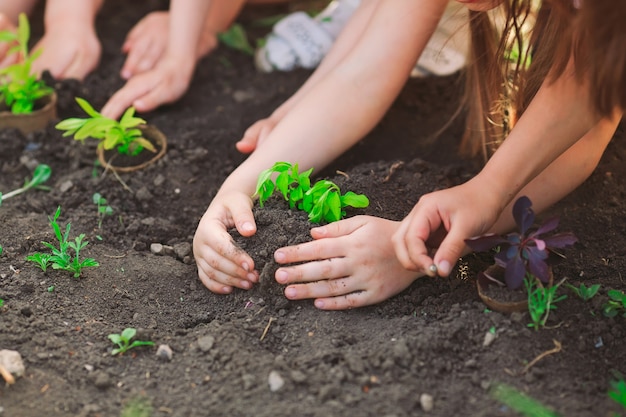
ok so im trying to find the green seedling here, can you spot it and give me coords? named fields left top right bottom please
left=108, top=328, right=155, bottom=356
left=218, top=23, right=254, bottom=55
left=603, top=289, right=626, bottom=318
left=0, top=245, right=3, bottom=256
left=566, top=282, right=600, bottom=302
left=121, top=396, right=153, bottom=417
left=25, top=252, right=51, bottom=272
left=0, top=164, right=51, bottom=207
left=0, top=13, right=54, bottom=114
left=490, top=383, right=560, bottom=417
left=609, top=378, right=626, bottom=410
left=55, top=97, right=155, bottom=156
left=525, top=275, right=567, bottom=330
left=25, top=206, right=99, bottom=278
left=0, top=299, right=4, bottom=308
left=92, top=192, right=113, bottom=229
left=255, top=162, right=369, bottom=223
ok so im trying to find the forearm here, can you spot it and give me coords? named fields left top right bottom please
left=222, top=0, right=448, bottom=196
left=489, top=113, right=621, bottom=234
left=168, top=0, right=213, bottom=69
left=473, top=60, right=601, bottom=216
left=204, top=0, right=247, bottom=35
left=270, top=0, right=379, bottom=121
left=44, top=0, right=103, bottom=30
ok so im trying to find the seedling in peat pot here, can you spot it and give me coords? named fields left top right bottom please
left=108, top=328, right=155, bottom=356
left=255, top=162, right=369, bottom=223
left=0, top=13, right=54, bottom=114
left=603, top=289, right=626, bottom=318
left=566, top=282, right=600, bottom=302
left=465, top=196, right=578, bottom=290
left=26, top=206, right=99, bottom=278
left=0, top=164, right=51, bottom=207
left=56, top=97, right=156, bottom=156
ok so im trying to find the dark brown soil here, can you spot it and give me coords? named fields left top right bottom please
left=0, top=1, right=625, bottom=416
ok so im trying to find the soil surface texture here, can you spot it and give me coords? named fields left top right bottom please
left=0, top=1, right=625, bottom=416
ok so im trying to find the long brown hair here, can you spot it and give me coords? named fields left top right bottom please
left=461, top=0, right=626, bottom=161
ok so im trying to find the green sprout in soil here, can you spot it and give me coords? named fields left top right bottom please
left=93, top=192, right=113, bottom=229
left=603, top=289, right=626, bottom=318
left=490, top=383, right=560, bottom=417
left=255, top=161, right=369, bottom=223
left=525, top=275, right=567, bottom=330
left=566, top=282, right=600, bottom=302
left=26, top=206, right=99, bottom=278
left=55, top=97, right=156, bottom=156
left=0, top=13, right=54, bottom=114
left=0, top=164, right=51, bottom=207
left=609, top=377, right=626, bottom=410
left=218, top=24, right=254, bottom=55
left=120, top=395, right=153, bottom=417
left=108, top=328, right=155, bottom=356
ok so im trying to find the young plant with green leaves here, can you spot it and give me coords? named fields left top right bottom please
left=0, top=164, right=51, bottom=207
left=255, top=162, right=369, bottom=223
left=490, top=383, right=560, bottom=417
left=108, top=328, right=155, bottom=356
left=603, top=289, right=626, bottom=318
left=0, top=13, right=54, bottom=114
left=525, top=275, right=567, bottom=330
left=566, top=282, right=600, bottom=302
left=26, top=206, right=99, bottom=278
left=93, top=192, right=113, bottom=229
left=56, top=97, right=156, bottom=156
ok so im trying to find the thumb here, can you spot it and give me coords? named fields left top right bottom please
left=432, top=228, right=468, bottom=277
left=311, top=216, right=365, bottom=239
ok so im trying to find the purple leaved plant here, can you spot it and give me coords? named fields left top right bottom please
left=465, top=196, right=578, bottom=290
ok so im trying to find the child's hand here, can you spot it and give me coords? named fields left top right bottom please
left=236, top=117, right=279, bottom=154
left=273, top=216, right=423, bottom=310
left=392, top=182, right=501, bottom=277
left=192, top=190, right=260, bottom=294
left=101, top=54, right=194, bottom=120
left=31, top=22, right=101, bottom=80
left=120, top=11, right=217, bottom=80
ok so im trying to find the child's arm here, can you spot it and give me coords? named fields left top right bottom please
left=0, top=0, right=38, bottom=24
left=31, top=0, right=103, bottom=80
left=236, top=0, right=378, bottom=153
left=193, top=0, right=450, bottom=296
left=100, top=0, right=213, bottom=119
left=393, top=62, right=622, bottom=277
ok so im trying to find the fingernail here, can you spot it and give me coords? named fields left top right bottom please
left=274, top=251, right=286, bottom=263
left=241, top=262, right=249, bottom=272
left=222, top=286, right=232, bottom=293
left=247, top=273, right=257, bottom=283
left=314, top=299, right=325, bottom=309
left=312, top=226, right=326, bottom=236
left=241, top=280, right=251, bottom=289
left=438, top=260, right=451, bottom=276
left=242, top=222, right=254, bottom=232
left=285, top=287, right=296, bottom=298
left=121, top=69, right=131, bottom=79
left=276, top=270, right=288, bottom=283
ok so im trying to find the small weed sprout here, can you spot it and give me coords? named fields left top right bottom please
left=490, top=383, right=560, bottom=417
left=566, top=282, right=600, bottom=302
left=602, top=289, right=626, bottom=318
left=255, top=162, right=369, bottom=223
left=0, top=164, right=51, bottom=207
left=108, top=328, right=155, bottom=356
left=92, top=192, right=113, bottom=229
left=25, top=206, right=99, bottom=278
left=0, top=13, right=54, bottom=114
left=56, top=97, right=156, bottom=156
left=525, top=275, right=567, bottom=330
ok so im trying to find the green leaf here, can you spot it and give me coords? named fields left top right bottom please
left=121, top=327, right=137, bottom=342
left=341, top=191, right=369, bottom=208
left=75, top=97, right=102, bottom=118
left=30, top=164, right=52, bottom=187
left=131, top=137, right=156, bottom=153
left=17, top=13, right=30, bottom=54
left=324, top=191, right=341, bottom=222
left=218, top=23, right=254, bottom=55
